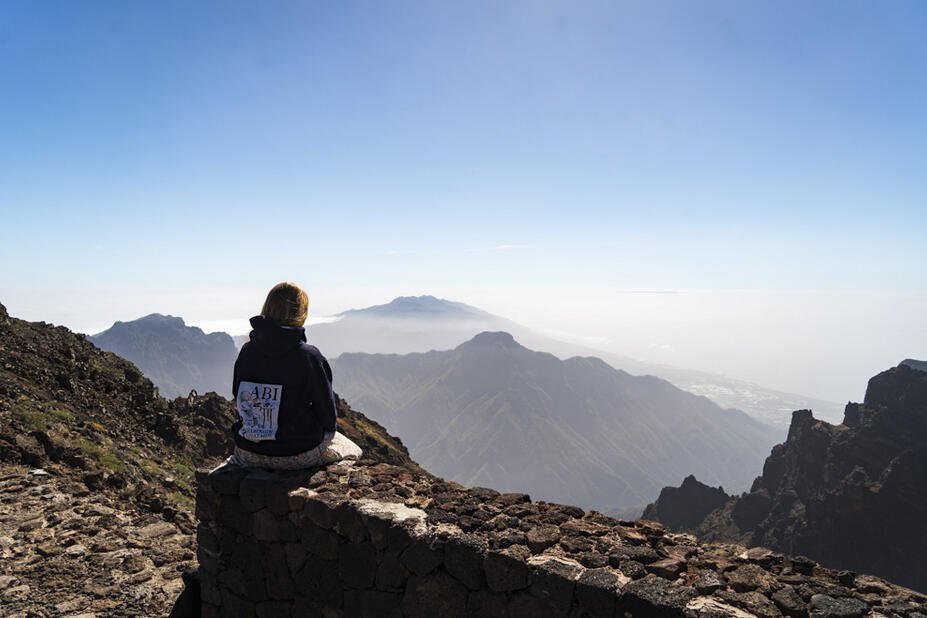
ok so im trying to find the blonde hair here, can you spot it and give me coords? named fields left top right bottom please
left=261, top=282, right=309, bottom=327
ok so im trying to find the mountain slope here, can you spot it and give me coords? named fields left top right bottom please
left=644, top=363, right=927, bottom=592
left=0, top=301, right=425, bottom=615
left=332, top=331, right=780, bottom=511
left=90, top=313, right=237, bottom=399
left=310, top=295, right=844, bottom=428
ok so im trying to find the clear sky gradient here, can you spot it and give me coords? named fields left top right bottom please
left=1, top=1, right=925, bottom=403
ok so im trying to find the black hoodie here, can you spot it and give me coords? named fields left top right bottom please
left=231, top=315, right=337, bottom=456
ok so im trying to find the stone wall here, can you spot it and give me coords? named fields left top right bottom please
left=196, top=461, right=927, bottom=617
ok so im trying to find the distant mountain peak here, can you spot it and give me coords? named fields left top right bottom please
left=89, top=313, right=235, bottom=398
left=338, top=296, right=491, bottom=319
left=458, top=331, right=520, bottom=349
left=105, top=313, right=186, bottom=331
left=901, top=359, right=927, bottom=373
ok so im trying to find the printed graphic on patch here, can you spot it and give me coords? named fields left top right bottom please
left=236, top=381, right=282, bottom=441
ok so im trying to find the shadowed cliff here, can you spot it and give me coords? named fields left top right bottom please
left=644, top=362, right=927, bottom=593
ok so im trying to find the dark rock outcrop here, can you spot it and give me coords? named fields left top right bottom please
left=646, top=364, right=927, bottom=593
left=641, top=475, right=732, bottom=531
left=901, top=358, right=927, bottom=373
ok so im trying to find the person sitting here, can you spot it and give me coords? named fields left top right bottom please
left=227, top=282, right=361, bottom=470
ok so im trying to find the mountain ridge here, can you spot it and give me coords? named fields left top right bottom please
left=332, top=330, right=780, bottom=512
left=310, top=295, right=845, bottom=429
left=337, top=295, right=492, bottom=319
left=100, top=296, right=843, bottom=429
left=90, top=313, right=237, bottom=399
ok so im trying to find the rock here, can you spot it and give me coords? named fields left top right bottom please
left=836, top=571, right=855, bottom=587
left=355, top=498, right=427, bottom=549
left=577, top=551, right=608, bottom=568
left=137, top=522, right=176, bottom=539
left=300, top=524, right=340, bottom=560
left=726, top=563, right=777, bottom=592
left=771, top=586, right=808, bottom=618
left=208, top=464, right=247, bottom=495
left=642, top=475, right=732, bottom=531
left=375, top=552, right=407, bottom=591
left=560, top=519, right=608, bottom=537
left=694, top=570, right=724, bottom=594
left=400, top=538, right=444, bottom=577
left=609, top=544, right=659, bottom=565
left=82, top=471, right=104, bottom=490
left=401, top=574, right=467, bottom=618
left=559, top=535, right=594, bottom=553
left=333, top=502, right=367, bottom=543
left=444, top=534, right=487, bottom=590
left=621, top=574, right=698, bottom=616
left=791, top=556, right=817, bottom=576
left=714, top=589, right=784, bottom=618
left=496, top=530, right=526, bottom=548
left=254, top=600, right=292, bottom=618
left=745, top=547, right=782, bottom=568
left=485, top=546, right=531, bottom=592
left=525, top=525, right=560, bottom=554
left=574, top=567, right=624, bottom=615
left=344, top=590, right=402, bottom=618
left=808, top=594, right=869, bottom=618
left=338, top=542, right=376, bottom=589
left=283, top=542, right=306, bottom=574
left=301, top=492, right=339, bottom=529
left=467, top=588, right=511, bottom=617
left=526, top=555, right=583, bottom=612
left=646, top=556, right=687, bottom=580
left=239, top=474, right=271, bottom=512
left=615, top=559, right=645, bottom=581
left=252, top=509, right=280, bottom=541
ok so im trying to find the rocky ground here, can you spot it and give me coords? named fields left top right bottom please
left=0, top=465, right=194, bottom=617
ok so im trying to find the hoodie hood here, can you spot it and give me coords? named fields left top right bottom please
left=248, top=315, right=307, bottom=356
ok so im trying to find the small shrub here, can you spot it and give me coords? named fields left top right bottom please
left=48, top=409, right=74, bottom=422
left=167, top=491, right=193, bottom=507
left=170, top=459, right=194, bottom=480
left=73, top=438, right=127, bottom=474
left=11, top=399, right=47, bottom=431
left=140, top=463, right=161, bottom=479
left=124, top=365, right=143, bottom=383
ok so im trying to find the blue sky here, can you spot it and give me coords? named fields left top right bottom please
left=1, top=1, right=925, bottom=401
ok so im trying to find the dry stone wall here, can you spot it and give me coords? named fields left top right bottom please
left=196, top=462, right=927, bottom=617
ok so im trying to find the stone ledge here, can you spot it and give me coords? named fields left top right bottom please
left=196, top=462, right=927, bottom=617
